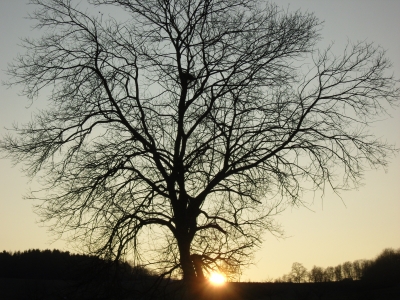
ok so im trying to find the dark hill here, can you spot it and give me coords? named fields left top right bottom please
left=0, top=249, right=153, bottom=281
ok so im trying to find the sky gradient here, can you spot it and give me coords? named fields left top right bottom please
left=1, top=0, right=399, bottom=281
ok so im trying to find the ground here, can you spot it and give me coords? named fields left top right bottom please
left=1, top=278, right=400, bottom=299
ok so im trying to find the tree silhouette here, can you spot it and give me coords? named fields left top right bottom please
left=342, top=261, right=354, bottom=280
left=324, top=266, right=335, bottom=282
left=352, top=259, right=368, bottom=280
left=362, top=248, right=400, bottom=284
left=290, top=262, right=308, bottom=283
left=309, top=265, right=325, bottom=282
left=2, top=0, right=399, bottom=283
left=334, top=265, right=343, bottom=282
left=0, top=249, right=154, bottom=281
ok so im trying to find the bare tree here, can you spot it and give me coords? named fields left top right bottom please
left=274, top=273, right=292, bottom=283
left=2, top=0, right=399, bottom=283
left=342, top=261, right=354, bottom=280
left=290, top=262, right=308, bottom=283
left=334, top=264, right=343, bottom=282
left=352, top=259, right=367, bottom=280
left=309, top=265, right=325, bottom=283
left=324, top=266, right=335, bottom=282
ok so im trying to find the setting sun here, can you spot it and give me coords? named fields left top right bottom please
left=209, top=273, right=226, bottom=285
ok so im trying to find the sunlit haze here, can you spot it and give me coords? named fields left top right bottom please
left=209, top=273, right=226, bottom=285
left=0, top=0, right=399, bottom=282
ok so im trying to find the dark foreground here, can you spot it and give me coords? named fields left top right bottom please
left=1, top=277, right=400, bottom=300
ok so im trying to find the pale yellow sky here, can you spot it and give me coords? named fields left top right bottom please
left=0, top=0, right=399, bottom=281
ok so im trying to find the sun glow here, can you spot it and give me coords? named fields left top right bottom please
left=209, top=272, right=226, bottom=285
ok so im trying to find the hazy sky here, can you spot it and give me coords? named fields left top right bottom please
left=1, top=0, right=399, bottom=281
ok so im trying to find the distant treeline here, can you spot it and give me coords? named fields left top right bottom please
left=275, top=248, right=400, bottom=285
left=0, top=249, right=155, bottom=281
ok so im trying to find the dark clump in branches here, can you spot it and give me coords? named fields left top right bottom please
left=1, top=0, right=399, bottom=284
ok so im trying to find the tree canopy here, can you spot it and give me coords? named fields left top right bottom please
left=2, top=0, right=399, bottom=282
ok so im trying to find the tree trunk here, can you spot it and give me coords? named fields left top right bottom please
left=177, top=236, right=197, bottom=282
left=191, top=254, right=205, bottom=280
